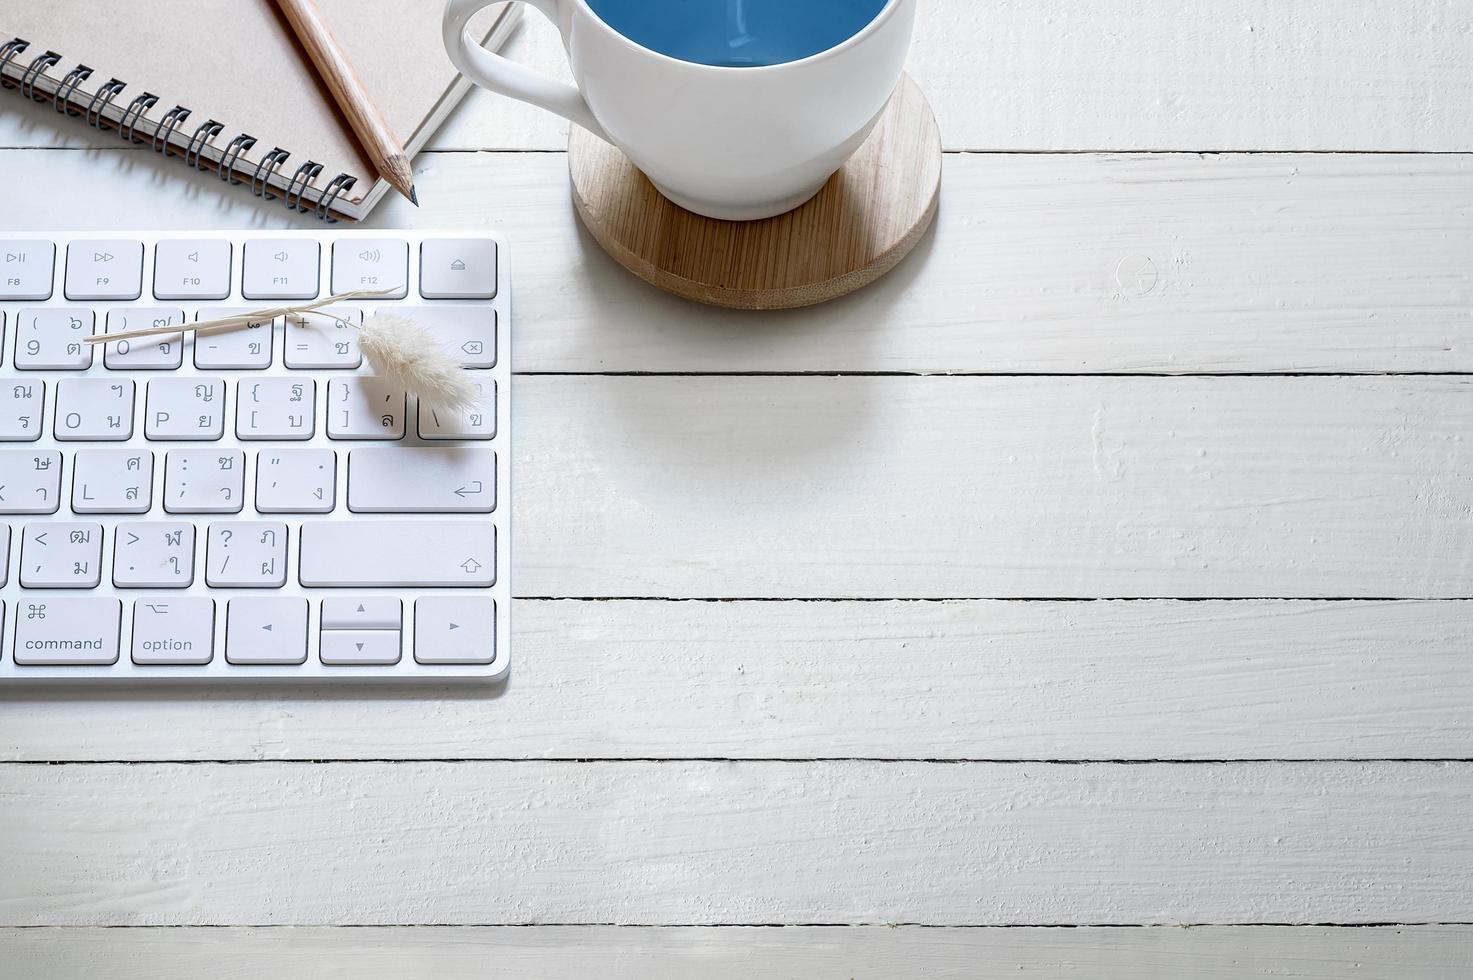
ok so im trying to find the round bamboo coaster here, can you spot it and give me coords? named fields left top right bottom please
left=569, top=73, right=942, bottom=310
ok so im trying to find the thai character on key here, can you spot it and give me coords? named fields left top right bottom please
left=125, top=486, right=139, bottom=501
left=197, top=415, right=211, bottom=428
left=219, top=456, right=234, bottom=470
left=165, top=530, right=182, bottom=546
left=69, top=529, right=89, bottom=544
left=12, top=385, right=27, bottom=398
left=260, top=529, right=276, bottom=546
left=469, top=413, right=483, bottom=427
left=290, top=385, right=304, bottom=403
left=381, top=415, right=393, bottom=428
left=289, top=414, right=304, bottom=429
left=195, top=384, right=214, bottom=402
left=108, top=415, right=121, bottom=429
left=33, top=457, right=52, bottom=470
left=126, top=457, right=141, bottom=471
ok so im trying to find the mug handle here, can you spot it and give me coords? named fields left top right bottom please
left=444, top=0, right=611, bottom=142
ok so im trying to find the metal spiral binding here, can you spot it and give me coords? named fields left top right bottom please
left=84, top=78, right=126, bottom=128
left=0, top=38, right=28, bottom=88
left=251, top=147, right=292, bottom=199
left=315, top=173, right=358, bottom=222
left=284, top=160, right=324, bottom=213
left=151, top=105, right=190, bottom=154
left=117, top=91, right=159, bottom=143
left=54, top=63, right=93, bottom=115
left=218, top=133, right=258, bottom=184
left=2, top=36, right=357, bottom=221
left=19, top=50, right=60, bottom=101
left=184, top=119, right=225, bottom=169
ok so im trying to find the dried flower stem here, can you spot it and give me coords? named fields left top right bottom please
left=82, top=287, right=400, bottom=344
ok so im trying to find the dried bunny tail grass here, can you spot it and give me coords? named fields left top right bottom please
left=357, top=312, right=479, bottom=413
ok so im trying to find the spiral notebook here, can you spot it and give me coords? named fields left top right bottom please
left=0, top=0, right=519, bottom=221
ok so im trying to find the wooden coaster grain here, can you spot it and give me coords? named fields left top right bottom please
left=569, top=73, right=941, bottom=310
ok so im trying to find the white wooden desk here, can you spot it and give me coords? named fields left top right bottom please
left=3, top=2, right=1473, bottom=976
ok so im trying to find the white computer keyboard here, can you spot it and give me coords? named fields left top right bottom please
left=0, top=230, right=509, bottom=685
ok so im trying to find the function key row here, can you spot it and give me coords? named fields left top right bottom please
left=6, top=595, right=495, bottom=667
left=0, top=304, right=495, bottom=371
left=0, top=238, right=498, bottom=302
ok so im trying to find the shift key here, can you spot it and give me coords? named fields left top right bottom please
left=299, top=521, right=495, bottom=587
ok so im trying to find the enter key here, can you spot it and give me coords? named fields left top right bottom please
left=347, top=448, right=496, bottom=514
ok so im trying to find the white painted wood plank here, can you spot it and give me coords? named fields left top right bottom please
left=511, top=376, right=1473, bottom=599
left=429, top=0, right=1473, bottom=153
left=4, top=0, right=1471, bottom=152
left=1, top=149, right=1468, bottom=374
left=3, top=925, right=1471, bottom=979
left=3, top=600, right=1471, bottom=763
left=2, top=761, right=1469, bottom=925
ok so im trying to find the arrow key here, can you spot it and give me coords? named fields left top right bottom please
left=321, top=596, right=401, bottom=630
left=320, top=629, right=401, bottom=666
left=225, top=596, right=308, bottom=665
left=414, top=596, right=495, bottom=665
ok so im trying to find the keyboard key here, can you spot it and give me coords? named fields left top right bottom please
left=226, top=597, right=308, bottom=665
left=14, top=309, right=93, bottom=370
left=242, top=239, right=319, bottom=300
left=0, top=380, right=45, bottom=442
left=205, top=522, right=287, bottom=588
left=285, top=307, right=362, bottom=369
left=348, top=448, right=495, bottom=513
left=114, top=522, right=195, bottom=588
left=0, top=450, right=62, bottom=514
left=104, top=308, right=185, bottom=370
left=420, top=239, right=498, bottom=299
left=0, top=240, right=55, bottom=300
left=237, top=378, right=316, bottom=440
left=163, top=449, right=245, bottom=514
left=404, top=306, right=497, bottom=367
left=13, top=597, right=121, bottom=665
left=194, top=308, right=274, bottom=369
left=417, top=380, right=496, bottom=441
left=320, top=629, right=401, bottom=666
left=72, top=449, right=153, bottom=514
left=146, top=378, right=226, bottom=440
left=327, top=378, right=404, bottom=439
left=331, top=239, right=408, bottom=298
left=414, top=596, right=495, bottom=664
left=65, top=239, right=143, bottom=301
left=54, top=379, right=135, bottom=442
left=132, top=597, right=215, bottom=665
left=20, top=522, right=102, bottom=589
left=299, top=521, right=495, bottom=587
left=153, top=240, right=231, bottom=301
left=321, top=596, right=401, bottom=630
left=255, top=448, right=335, bottom=513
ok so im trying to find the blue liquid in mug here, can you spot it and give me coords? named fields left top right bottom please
left=584, top=0, right=890, bottom=68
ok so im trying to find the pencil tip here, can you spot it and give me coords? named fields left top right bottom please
left=409, top=186, right=420, bottom=207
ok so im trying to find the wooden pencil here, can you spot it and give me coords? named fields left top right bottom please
left=273, top=0, right=419, bottom=204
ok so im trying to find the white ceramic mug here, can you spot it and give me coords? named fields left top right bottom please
left=443, top=0, right=917, bottom=220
